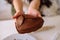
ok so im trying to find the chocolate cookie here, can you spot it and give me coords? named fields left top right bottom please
left=15, top=14, right=44, bottom=34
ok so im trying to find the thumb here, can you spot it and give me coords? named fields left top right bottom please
left=13, top=11, right=24, bottom=19
left=13, top=12, right=20, bottom=19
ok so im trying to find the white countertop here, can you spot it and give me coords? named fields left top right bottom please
left=0, top=15, right=60, bottom=40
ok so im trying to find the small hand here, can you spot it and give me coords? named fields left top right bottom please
left=13, top=11, right=24, bottom=19
left=27, top=8, right=42, bottom=17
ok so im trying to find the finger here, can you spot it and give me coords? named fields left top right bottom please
left=37, top=12, right=42, bottom=17
left=38, top=13, right=42, bottom=17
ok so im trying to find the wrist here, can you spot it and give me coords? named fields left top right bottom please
left=16, top=10, right=24, bottom=13
left=28, top=8, right=37, bottom=12
left=28, top=0, right=40, bottom=10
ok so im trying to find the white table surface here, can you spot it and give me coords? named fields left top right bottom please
left=0, top=15, right=60, bottom=40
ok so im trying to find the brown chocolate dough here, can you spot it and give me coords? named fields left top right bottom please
left=15, top=14, right=44, bottom=34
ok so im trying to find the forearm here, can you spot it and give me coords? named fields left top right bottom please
left=29, top=0, right=40, bottom=10
left=13, top=0, right=23, bottom=12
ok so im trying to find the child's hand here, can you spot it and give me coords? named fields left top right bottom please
left=13, top=11, right=24, bottom=19
left=27, top=8, right=42, bottom=17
